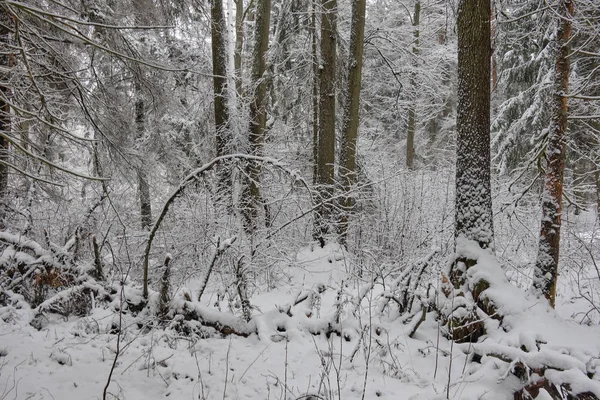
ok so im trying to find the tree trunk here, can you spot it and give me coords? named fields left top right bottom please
left=447, top=0, right=494, bottom=343
left=234, top=0, right=244, bottom=97
left=134, top=82, right=152, bottom=231
left=454, top=0, right=493, bottom=250
left=337, top=0, right=366, bottom=243
left=406, top=0, right=420, bottom=170
left=311, top=0, right=319, bottom=186
left=596, top=170, right=600, bottom=222
left=314, top=0, right=337, bottom=243
left=130, top=9, right=153, bottom=232
left=241, top=0, right=271, bottom=233
left=532, top=0, right=573, bottom=309
left=0, top=10, right=9, bottom=231
left=211, top=0, right=233, bottom=208
left=490, top=3, right=498, bottom=92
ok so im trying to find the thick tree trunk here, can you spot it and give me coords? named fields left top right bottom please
left=337, top=0, right=366, bottom=243
left=314, top=0, right=337, bottom=243
left=454, top=0, right=493, bottom=250
left=532, top=0, right=573, bottom=308
left=446, top=0, right=494, bottom=343
left=241, top=0, right=271, bottom=233
left=211, top=0, right=233, bottom=208
left=406, top=0, right=420, bottom=170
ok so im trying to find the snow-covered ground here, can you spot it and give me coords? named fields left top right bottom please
left=1, top=243, right=599, bottom=399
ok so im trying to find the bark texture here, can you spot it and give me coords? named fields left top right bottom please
left=314, top=0, right=337, bottom=242
left=211, top=0, right=233, bottom=207
left=241, top=0, right=271, bottom=233
left=234, top=0, right=244, bottom=97
left=446, top=0, right=494, bottom=343
left=532, top=0, right=573, bottom=308
left=338, top=0, right=366, bottom=242
left=454, top=0, right=493, bottom=249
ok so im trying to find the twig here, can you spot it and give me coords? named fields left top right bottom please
left=222, top=337, right=232, bottom=400
left=103, top=284, right=124, bottom=400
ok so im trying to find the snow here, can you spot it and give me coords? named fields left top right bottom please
left=1, top=241, right=600, bottom=399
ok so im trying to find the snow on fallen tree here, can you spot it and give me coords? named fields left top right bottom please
left=0, top=231, right=69, bottom=272
left=35, top=279, right=110, bottom=317
left=441, top=239, right=600, bottom=399
left=0, top=230, right=81, bottom=308
left=0, top=229, right=116, bottom=322
left=168, top=287, right=365, bottom=342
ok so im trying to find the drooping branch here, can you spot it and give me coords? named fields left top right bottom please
left=142, top=154, right=304, bottom=298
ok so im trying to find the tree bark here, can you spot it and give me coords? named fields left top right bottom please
left=134, top=82, right=152, bottom=231
left=338, top=0, right=366, bottom=243
left=314, top=0, right=337, bottom=243
left=241, top=0, right=271, bottom=233
left=446, top=0, right=494, bottom=343
left=454, top=0, right=493, bottom=250
left=234, top=0, right=244, bottom=97
left=532, top=0, right=573, bottom=308
left=211, top=0, right=233, bottom=208
left=406, top=0, right=420, bottom=170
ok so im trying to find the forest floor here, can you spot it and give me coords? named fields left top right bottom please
left=1, top=243, right=599, bottom=400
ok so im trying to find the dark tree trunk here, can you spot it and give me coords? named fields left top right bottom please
left=241, top=0, right=271, bottom=233
left=0, top=10, right=11, bottom=230
left=532, top=0, right=573, bottom=308
left=454, top=0, right=493, bottom=250
left=311, top=0, right=319, bottom=186
left=337, top=0, right=366, bottom=243
left=446, top=0, right=494, bottom=343
left=406, top=0, right=420, bottom=170
left=135, top=83, right=152, bottom=231
left=234, top=0, right=244, bottom=97
left=211, top=0, right=233, bottom=208
left=314, top=0, right=337, bottom=243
